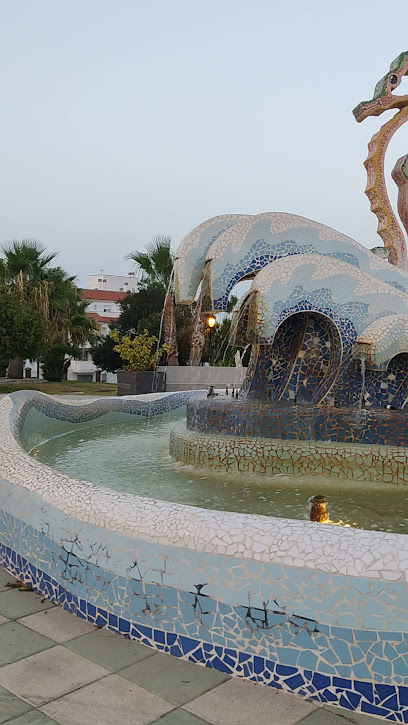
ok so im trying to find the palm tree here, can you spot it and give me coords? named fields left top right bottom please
left=127, top=236, right=178, bottom=365
left=1, top=240, right=53, bottom=377
left=1, top=240, right=96, bottom=378
left=0, top=240, right=57, bottom=283
left=44, top=266, right=96, bottom=347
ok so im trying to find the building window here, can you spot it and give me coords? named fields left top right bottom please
left=119, top=287, right=123, bottom=292
left=94, top=305, right=97, bottom=310
left=98, top=278, right=102, bottom=282
left=77, top=373, right=94, bottom=382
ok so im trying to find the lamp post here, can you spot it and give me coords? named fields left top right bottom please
left=206, top=314, right=216, bottom=366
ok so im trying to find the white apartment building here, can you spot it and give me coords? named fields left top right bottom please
left=89, top=272, right=138, bottom=293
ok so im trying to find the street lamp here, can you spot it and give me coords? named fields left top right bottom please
left=206, top=315, right=217, bottom=365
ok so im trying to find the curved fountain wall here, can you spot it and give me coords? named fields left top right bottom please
left=1, top=390, right=408, bottom=720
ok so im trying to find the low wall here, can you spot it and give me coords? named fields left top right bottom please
left=0, top=391, right=408, bottom=721
left=158, top=365, right=247, bottom=391
left=170, top=428, right=408, bottom=483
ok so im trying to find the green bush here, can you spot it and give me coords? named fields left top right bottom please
left=42, top=344, right=80, bottom=382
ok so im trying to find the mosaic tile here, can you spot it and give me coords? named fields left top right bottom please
left=177, top=401, right=408, bottom=482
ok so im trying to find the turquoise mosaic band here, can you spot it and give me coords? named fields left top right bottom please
left=0, top=527, right=407, bottom=721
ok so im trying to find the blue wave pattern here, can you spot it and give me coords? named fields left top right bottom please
left=1, top=540, right=407, bottom=721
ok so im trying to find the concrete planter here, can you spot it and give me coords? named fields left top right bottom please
left=116, top=370, right=166, bottom=396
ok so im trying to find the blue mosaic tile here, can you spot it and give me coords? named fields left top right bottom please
left=1, top=544, right=407, bottom=721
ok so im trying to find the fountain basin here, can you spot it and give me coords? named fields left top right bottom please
left=1, top=390, right=408, bottom=721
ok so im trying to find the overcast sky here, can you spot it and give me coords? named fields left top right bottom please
left=1, top=0, right=408, bottom=286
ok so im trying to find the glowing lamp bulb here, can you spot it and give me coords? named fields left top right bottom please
left=207, top=315, right=216, bottom=328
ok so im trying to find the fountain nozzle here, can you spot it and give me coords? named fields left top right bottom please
left=309, top=495, right=328, bottom=523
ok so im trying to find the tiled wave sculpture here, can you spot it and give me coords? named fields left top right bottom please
left=174, top=214, right=408, bottom=416
left=2, top=391, right=408, bottom=720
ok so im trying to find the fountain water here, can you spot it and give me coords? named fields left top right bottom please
left=358, top=355, right=367, bottom=411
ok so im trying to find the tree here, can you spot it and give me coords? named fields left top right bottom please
left=42, top=343, right=81, bottom=382
left=0, top=240, right=96, bottom=377
left=117, top=282, right=164, bottom=337
left=127, top=234, right=173, bottom=289
left=1, top=240, right=56, bottom=377
left=90, top=335, right=122, bottom=374
left=0, top=291, right=45, bottom=374
left=127, top=236, right=178, bottom=365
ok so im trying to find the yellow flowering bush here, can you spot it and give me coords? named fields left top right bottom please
left=110, top=329, right=169, bottom=371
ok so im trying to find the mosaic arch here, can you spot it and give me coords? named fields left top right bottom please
left=243, top=311, right=343, bottom=405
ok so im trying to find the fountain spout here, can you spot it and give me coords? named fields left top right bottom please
left=309, top=495, right=328, bottom=523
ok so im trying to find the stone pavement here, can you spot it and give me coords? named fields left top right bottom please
left=0, top=567, right=384, bottom=724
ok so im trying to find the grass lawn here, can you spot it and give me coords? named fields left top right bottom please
left=0, top=380, right=117, bottom=396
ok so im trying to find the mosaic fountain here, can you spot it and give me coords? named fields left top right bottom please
left=2, top=54, right=408, bottom=721
left=171, top=51, right=408, bottom=487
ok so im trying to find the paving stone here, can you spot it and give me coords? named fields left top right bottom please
left=0, top=645, right=109, bottom=707
left=0, top=621, right=55, bottom=666
left=19, top=606, right=97, bottom=643
left=0, top=684, right=32, bottom=724
left=184, top=678, right=317, bottom=725
left=300, top=707, right=354, bottom=723
left=0, top=589, right=54, bottom=619
left=119, top=652, right=229, bottom=705
left=323, top=706, right=380, bottom=723
left=41, top=673, right=174, bottom=725
left=66, top=627, right=156, bottom=671
left=0, top=614, right=9, bottom=625
left=151, top=709, right=210, bottom=724
left=0, top=567, right=16, bottom=593
left=6, top=712, right=58, bottom=724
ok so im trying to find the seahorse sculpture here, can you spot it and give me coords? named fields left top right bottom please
left=353, top=51, right=408, bottom=267
left=174, top=52, right=408, bottom=410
